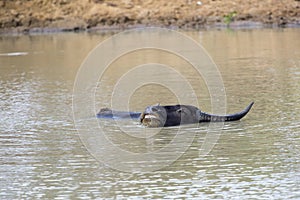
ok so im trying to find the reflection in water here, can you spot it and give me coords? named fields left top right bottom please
left=0, top=29, right=299, bottom=199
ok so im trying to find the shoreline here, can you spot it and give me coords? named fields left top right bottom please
left=1, top=21, right=300, bottom=35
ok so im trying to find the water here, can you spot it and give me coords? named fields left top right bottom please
left=0, top=29, right=299, bottom=199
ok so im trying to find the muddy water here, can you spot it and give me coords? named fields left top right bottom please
left=0, top=29, right=299, bottom=199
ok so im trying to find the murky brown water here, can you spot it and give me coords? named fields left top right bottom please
left=0, top=29, right=299, bottom=199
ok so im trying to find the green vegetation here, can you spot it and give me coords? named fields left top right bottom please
left=223, top=11, right=237, bottom=25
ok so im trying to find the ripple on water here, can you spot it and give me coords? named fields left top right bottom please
left=0, top=52, right=29, bottom=57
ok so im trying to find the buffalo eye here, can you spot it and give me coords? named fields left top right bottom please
left=176, top=108, right=182, bottom=113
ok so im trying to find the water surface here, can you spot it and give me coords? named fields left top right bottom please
left=0, top=29, right=299, bottom=199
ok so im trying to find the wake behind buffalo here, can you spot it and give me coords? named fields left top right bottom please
left=97, top=102, right=254, bottom=127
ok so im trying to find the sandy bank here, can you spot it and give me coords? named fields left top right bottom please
left=0, top=0, right=299, bottom=33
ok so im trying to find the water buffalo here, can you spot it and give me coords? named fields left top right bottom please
left=97, top=102, right=254, bottom=127
left=139, top=102, right=254, bottom=127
